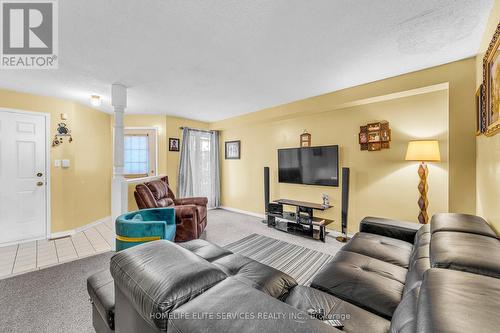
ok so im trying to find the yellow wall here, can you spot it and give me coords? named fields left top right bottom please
left=218, top=90, right=448, bottom=233
left=0, top=89, right=112, bottom=233
left=213, top=58, right=476, bottom=231
left=476, top=0, right=500, bottom=233
left=124, top=115, right=209, bottom=211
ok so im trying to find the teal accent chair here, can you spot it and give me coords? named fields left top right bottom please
left=115, top=207, right=176, bottom=252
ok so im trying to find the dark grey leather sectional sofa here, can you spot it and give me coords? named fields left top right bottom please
left=87, top=213, right=500, bottom=332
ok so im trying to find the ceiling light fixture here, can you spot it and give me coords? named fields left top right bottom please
left=90, top=95, right=101, bottom=107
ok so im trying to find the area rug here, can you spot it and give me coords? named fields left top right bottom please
left=225, top=233, right=334, bottom=285
left=0, top=252, right=113, bottom=333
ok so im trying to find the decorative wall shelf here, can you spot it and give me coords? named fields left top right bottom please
left=359, top=121, right=391, bottom=151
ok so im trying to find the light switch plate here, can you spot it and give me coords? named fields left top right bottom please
left=62, top=159, right=70, bottom=168
left=54, top=159, right=61, bottom=167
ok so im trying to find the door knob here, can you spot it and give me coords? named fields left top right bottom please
left=36, top=181, right=44, bottom=186
left=37, top=172, right=43, bottom=177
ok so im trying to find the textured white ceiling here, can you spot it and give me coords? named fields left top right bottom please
left=0, top=0, right=493, bottom=121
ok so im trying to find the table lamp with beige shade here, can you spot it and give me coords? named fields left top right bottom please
left=405, top=140, right=441, bottom=224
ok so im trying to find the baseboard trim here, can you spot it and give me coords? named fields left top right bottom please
left=220, top=206, right=266, bottom=219
left=0, top=236, right=46, bottom=248
left=50, top=230, right=75, bottom=239
left=76, top=216, right=111, bottom=233
left=50, top=216, right=111, bottom=239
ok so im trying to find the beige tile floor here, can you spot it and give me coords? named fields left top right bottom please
left=0, top=218, right=115, bottom=279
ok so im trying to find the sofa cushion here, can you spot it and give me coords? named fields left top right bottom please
left=212, top=253, right=297, bottom=300
left=169, top=277, right=336, bottom=333
left=404, top=258, right=430, bottom=294
left=179, top=239, right=233, bottom=262
left=430, top=213, right=497, bottom=238
left=389, top=283, right=420, bottom=333
left=430, top=231, right=500, bottom=278
left=87, top=269, right=115, bottom=330
left=417, top=268, right=500, bottom=333
left=156, top=197, right=174, bottom=207
left=110, top=240, right=227, bottom=331
left=146, top=180, right=169, bottom=201
left=310, top=250, right=407, bottom=319
left=285, top=285, right=390, bottom=333
left=342, top=232, right=413, bottom=268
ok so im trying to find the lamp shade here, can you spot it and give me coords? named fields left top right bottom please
left=405, top=140, right=441, bottom=162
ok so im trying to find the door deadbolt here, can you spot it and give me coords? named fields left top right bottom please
left=36, top=182, right=44, bottom=186
left=37, top=173, right=43, bottom=177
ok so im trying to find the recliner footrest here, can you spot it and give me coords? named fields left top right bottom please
left=87, top=269, right=115, bottom=332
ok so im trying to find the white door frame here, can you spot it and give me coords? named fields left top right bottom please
left=0, top=108, right=51, bottom=242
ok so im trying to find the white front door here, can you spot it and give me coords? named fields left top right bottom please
left=0, top=110, right=48, bottom=244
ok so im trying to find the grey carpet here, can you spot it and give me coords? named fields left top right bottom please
left=225, top=233, right=334, bottom=285
left=0, top=252, right=113, bottom=333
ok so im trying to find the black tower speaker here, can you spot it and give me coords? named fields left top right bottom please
left=336, top=167, right=351, bottom=243
left=264, top=167, right=270, bottom=213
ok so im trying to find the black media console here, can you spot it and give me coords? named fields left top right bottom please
left=266, top=199, right=334, bottom=242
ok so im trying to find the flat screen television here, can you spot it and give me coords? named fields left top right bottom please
left=278, top=145, right=339, bottom=186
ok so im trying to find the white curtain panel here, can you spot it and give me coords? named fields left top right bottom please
left=178, top=128, right=220, bottom=208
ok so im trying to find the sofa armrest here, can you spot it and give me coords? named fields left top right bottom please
left=115, top=219, right=166, bottom=239
left=111, top=241, right=227, bottom=331
left=175, top=204, right=196, bottom=219
left=360, top=216, right=421, bottom=244
left=174, top=197, right=208, bottom=206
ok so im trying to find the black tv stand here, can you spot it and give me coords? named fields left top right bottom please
left=267, top=199, right=333, bottom=242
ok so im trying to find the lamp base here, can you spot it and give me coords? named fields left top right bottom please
left=336, top=235, right=350, bottom=243
left=417, top=162, right=429, bottom=224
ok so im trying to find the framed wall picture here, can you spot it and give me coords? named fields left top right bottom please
left=483, top=22, right=500, bottom=136
left=381, top=129, right=391, bottom=142
left=359, top=132, right=368, bottom=144
left=368, top=142, right=381, bottom=151
left=169, top=138, right=180, bottom=151
left=367, top=122, right=380, bottom=131
left=225, top=140, right=240, bottom=159
left=367, top=131, right=380, bottom=142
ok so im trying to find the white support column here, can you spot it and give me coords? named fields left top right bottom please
left=111, top=83, right=128, bottom=220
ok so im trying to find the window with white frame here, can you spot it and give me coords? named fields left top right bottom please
left=124, top=128, right=157, bottom=178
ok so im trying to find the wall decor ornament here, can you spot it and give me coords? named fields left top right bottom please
left=52, top=122, right=73, bottom=147
left=359, top=121, right=391, bottom=151
left=169, top=138, right=180, bottom=151
left=300, top=130, right=311, bottom=147
left=482, top=21, right=500, bottom=137
left=225, top=140, right=240, bottom=159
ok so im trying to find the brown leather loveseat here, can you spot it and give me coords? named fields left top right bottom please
left=134, top=176, right=207, bottom=242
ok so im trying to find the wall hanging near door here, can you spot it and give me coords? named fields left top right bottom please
left=300, top=130, right=311, bottom=147
left=52, top=122, right=73, bottom=147
left=359, top=121, right=391, bottom=151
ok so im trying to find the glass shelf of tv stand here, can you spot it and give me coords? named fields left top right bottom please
left=268, top=211, right=334, bottom=242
